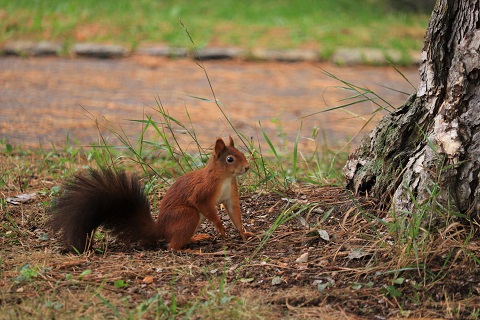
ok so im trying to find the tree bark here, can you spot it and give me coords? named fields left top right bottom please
left=343, top=0, right=480, bottom=215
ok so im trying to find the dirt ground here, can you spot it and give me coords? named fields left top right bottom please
left=1, top=149, right=479, bottom=318
left=0, top=55, right=419, bottom=151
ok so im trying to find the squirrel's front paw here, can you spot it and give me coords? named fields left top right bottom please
left=214, top=222, right=226, bottom=239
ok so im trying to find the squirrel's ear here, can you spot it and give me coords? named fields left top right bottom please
left=228, top=135, right=234, bottom=147
left=214, top=138, right=226, bottom=155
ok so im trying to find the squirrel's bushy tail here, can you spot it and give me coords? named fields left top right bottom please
left=49, top=168, right=157, bottom=252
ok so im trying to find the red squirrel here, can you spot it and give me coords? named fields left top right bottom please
left=49, top=136, right=254, bottom=252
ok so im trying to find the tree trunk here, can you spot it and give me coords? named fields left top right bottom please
left=343, top=0, right=480, bottom=216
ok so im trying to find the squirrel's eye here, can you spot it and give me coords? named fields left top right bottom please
left=226, top=156, right=235, bottom=163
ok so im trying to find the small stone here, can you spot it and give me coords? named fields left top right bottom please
left=271, top=276, right=283, bottom=285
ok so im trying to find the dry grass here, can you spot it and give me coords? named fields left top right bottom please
left=1, top=148, right=480, bottom=319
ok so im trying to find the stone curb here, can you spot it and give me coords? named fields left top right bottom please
left=72, top=43, right=127, bottom=58
left=0, top=40, right=422, bottom=65
left=2, top=40, right=62, bottom=56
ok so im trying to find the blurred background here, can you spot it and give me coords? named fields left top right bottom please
left=0, top=0, right=434, bottom=60
left=0, top=0, right=435, bottom=150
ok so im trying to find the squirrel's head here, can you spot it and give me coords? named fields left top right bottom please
left=214, top=136, right=249, bottom=176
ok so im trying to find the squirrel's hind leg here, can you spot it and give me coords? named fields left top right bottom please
left=165, top=207, right=201, bottom=250
left=189, top=213, right=208, bottom=243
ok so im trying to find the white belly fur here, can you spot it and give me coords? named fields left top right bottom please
left=217, top=178, right=232, bottom=204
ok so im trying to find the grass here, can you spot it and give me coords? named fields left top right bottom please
left=0, top=0, right=430, bottom=60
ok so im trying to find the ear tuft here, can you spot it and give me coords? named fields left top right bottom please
left=214, top=138, right=226, bottom=155
left=229, top=136, right=234, bottom=147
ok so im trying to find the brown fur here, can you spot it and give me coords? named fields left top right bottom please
left=49, top=137, right=253, bottom=252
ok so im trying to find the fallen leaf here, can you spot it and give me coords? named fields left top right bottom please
left=351, top=283, right=362, bottom=290
left=317, top=283, right=329, bottom=292
left=6, top=193, right=36, bottom=205
left=296, top=215, right=308, bottom=228
left=297, top=265, right=308, bottom=271
left=228, top=263, right=239, bottom=273
left=142, top=276, right=154, bottom=284
left=317, top=259, right=329, bottom=267
left=312, top=207, right=324, bottom=214
left=314, top=279, right=334, bottom=292
left=295, top=252, right=309, bottom=263
left=347, top=248, right=370, bottom=259
left=318, top=230, right=330, bottom=241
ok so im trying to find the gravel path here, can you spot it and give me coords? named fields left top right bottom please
left=0, top=56, right=418, bottom=151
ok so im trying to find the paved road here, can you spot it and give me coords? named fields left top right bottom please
left=0, top=56, right=418, bottom=151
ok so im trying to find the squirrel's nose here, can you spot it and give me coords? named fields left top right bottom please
left=245, top=166, right=249, bottom=172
